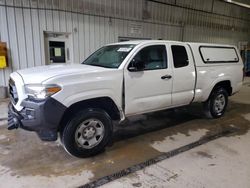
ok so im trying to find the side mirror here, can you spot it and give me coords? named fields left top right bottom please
left=128, top=59, right=145, bottom=72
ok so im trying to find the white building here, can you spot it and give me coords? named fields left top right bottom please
left=0, top=0, right=249, bottom=87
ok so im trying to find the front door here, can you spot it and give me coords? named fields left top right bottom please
left=124, top=44, right=173, bottom=116
left=44, top=33, right=73, bottom=64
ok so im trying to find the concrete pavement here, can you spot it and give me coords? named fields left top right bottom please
left=102, top=77, right=250, bottom=188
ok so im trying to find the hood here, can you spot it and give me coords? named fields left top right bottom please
left=17, top=64, right=109, bottom=84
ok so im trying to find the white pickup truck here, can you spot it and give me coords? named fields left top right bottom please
left=8, top=40, right=243, bottom=158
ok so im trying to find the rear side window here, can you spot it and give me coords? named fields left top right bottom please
left=171, top=45, right=189, bottom=68
left=199, top=46, right=239, bottom=63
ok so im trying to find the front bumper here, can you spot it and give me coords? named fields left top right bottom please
left=8, top=97, right=66, bottom=141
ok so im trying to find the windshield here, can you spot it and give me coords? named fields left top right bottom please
left=82, top=44, right=135, bottom=68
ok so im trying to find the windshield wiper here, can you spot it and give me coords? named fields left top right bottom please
left=84, top=63, right=113, bottom=68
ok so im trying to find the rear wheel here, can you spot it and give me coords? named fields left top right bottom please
left=61, top=108, right=113, bottom=158
left=204, top=87, right=228, bottom=119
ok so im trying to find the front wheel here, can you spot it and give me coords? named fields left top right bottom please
left=61, top=109, right=113, bottom=158
left=204, top=87, right=228, bottom=119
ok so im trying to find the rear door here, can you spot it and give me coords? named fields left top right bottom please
left=170, top=44, right=196, bottom=106
left=124, top=44, right=173, bottom=115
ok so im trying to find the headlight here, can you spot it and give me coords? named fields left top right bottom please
left=25, top=84, right=61, bottom=99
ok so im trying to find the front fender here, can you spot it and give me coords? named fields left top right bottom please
left=54, top=89, right=122, bottom=110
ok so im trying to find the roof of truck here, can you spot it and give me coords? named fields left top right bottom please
left=109, top=40, right=235, bottom=47
left=110, top=40, right=178, bottom=45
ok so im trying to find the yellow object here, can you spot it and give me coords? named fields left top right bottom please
left=0, top=56, right=7, bottom=68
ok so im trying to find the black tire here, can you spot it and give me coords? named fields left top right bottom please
left=61, top=108, right=113, bottom=158
left=203, top=87, right=228, bottom=119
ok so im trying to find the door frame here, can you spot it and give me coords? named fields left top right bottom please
left=44, top=32, right=73, bottom=65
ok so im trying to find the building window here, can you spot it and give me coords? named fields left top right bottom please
left=49, top=41, right=66, bottom=63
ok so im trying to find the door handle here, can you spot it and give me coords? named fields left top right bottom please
left=161, top=75, right=172, bottom=79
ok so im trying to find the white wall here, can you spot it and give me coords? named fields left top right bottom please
left=0, top=0, right=249, bottom=86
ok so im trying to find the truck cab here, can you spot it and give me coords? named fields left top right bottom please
left=123, top=41, right=196, bottom=115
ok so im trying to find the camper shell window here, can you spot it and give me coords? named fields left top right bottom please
left=199, top=46, right=239, bottom=63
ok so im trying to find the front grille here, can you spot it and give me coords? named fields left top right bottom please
left=9, top=78, right=18, bottom=104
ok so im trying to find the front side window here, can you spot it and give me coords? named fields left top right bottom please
left=171, top=45, right=189, bottom=68
left=83, top=44, right=135, bottom=68
left=130, top=45, right=167, bottom=70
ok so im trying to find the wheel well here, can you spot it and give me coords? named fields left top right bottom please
left=212, top=80, right=232, bottom=96
left=59, top=97, right=121, bottom=131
